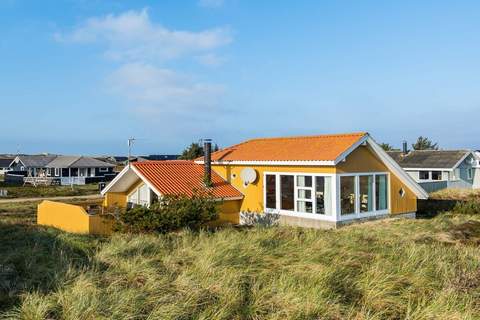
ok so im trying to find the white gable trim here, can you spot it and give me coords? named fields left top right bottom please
left=333, top=134, right=369, bottom=165
left=101, top=165, right=164, bottom=197
left=102, top=165, right=243, bottom=201
left=10, top=156, right=24, bottom=168
left=129, top=165, right=163, bottom=197
left=100, top=165, right=131, bottom=195
left=452, top=151, right=475, bottom=170
left=365, top=137, right=429, bottom=199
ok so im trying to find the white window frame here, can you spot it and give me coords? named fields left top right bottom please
left=263, top=172, right=337, bottom=222
left=127, top=183, right=152, bottom=207
left=54, top=168, right=60, bottom=177
left=99, top=167, right=108, bottom=172
left=337, top=172, right=390, bottom=222
left=467, top=168, right=473, bottom=180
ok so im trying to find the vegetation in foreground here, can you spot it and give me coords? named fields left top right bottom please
left=0, top=203, right=479, bottom=319
left=430, top=188, right=480, bottom=201
left=0, top=183, right=99, bottom=199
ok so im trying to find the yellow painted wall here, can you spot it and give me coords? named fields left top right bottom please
left=218, top=199, right=242, bottom=224
left=103, top=179, right=143, bottom=208
left=336, top=146, right=417, bottom=214
left=211, top=145, right=418, bottom=215
left=38, top=200, right=112, bottom=235
left=211, top=165, right=335, bottom=213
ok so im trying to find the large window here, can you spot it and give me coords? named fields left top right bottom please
left=359, top=175, right=374, bottom=213
left=315, top=176, right=332, bottom=215
left=128, top=184, right=150, bottom=207
left=280, top=175, right=294, bottom=211
left=297, top=176, right=313, bottom=213
left=431, top=171, right=442, bottom=181
left=265, top=175, right=276, bottom=209
left=419, top=171, right=429, bottom=180
left=340, top=176, right=356, bottom=215
left=375, top=174, right=388, bottom=211
left=265, top=173, right=333, bottom=216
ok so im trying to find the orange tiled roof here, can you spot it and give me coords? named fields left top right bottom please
left=205, top=132, right=367, bottom=162
left=132, top=160, right=243, bottom=199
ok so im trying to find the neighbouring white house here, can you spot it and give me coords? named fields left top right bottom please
left=388, top=149, right=480, bottom=192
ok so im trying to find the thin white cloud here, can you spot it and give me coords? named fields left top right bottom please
left=195, top=53, right=226, bottom=67
left=198, top=0, right=225, bottom=8
left=55, top=8, right=232, bottom=62
left=107, top=63, right=225, bottom=114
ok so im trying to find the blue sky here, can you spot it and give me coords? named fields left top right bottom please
left=0, top=0, right=479, bottom=155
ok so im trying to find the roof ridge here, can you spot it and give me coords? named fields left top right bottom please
left=208, top=132, right=368, bottom=160
left=241, top=132, right=367, bottom=143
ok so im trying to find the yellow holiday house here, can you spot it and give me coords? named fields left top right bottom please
left=102, top=132, right=428, bottom=228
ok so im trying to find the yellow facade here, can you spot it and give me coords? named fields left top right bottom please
left=211, top=145, right=417, bottom=215
left=38, top=201, right=113, bottom=235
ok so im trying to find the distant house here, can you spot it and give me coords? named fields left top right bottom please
left=0, top=157, right=13, bottom=175
left=10, top=155, right=58, bottom=176
left=8, top=155, right=116, bottom=185
left=387, top=150, right=480, bottom=192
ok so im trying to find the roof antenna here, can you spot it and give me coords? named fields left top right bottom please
left=127, top=138, right=136, bottom=167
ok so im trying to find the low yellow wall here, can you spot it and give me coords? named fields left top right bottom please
left=38, top=201, right=112, bottom=236
left=218, top=199, right=242, bottom=224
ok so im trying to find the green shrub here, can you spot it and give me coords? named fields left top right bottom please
left=114, top=193, right=219, bottom=233
left=452, top=200, right=480, bottom=215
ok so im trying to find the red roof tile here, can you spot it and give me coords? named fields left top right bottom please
left=200, top=132, right=367, bottom=162
left=132, top=160, right=243, bottom=199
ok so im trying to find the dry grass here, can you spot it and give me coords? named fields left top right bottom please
left=430, top=188, right=480, bottom=201
left=0, top=183, right=99, bottom=199
left=1, top=209, right=480, bottom=319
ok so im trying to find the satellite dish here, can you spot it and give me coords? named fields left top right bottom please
left=240, top=167, right=257, bottom=185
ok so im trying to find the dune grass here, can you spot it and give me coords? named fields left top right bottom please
left=1, top=210, right=480, bottom=319
left=430, top=188, right=480, bottom=201
left=0, top=183, right=99, bottom=199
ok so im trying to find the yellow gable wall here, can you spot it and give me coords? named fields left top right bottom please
left=336, top=146, right=417, bottom=214
left=211, top=145, right=417, bottom=215
left=103, top=178, right=143, bottom=208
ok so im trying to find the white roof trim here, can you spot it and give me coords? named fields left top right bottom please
left=102, top=165, right=163, bottom=197
left=129, top=165, right=163, bottom=197
left=10, top=156, right=23, bottom=168
left=195, top=160, right=336, bottom=166
left=100, top=165, right=131, bottom=195
left=333, top=134, right=369, bottom=165
left=403, top=168, right=453, bottom=172
left=452, top=151, right=475, bottom=170
left=101, top=165, right=244, bottom=201
left=366, top=137, right=429, bottom=199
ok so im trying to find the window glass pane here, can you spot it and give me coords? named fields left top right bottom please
left=431, top=171, right=441, bottom=180
left=296, top=175, right=312, bottom=187
left=419, top=171, right=429, bottom=180
left=280, top=175, right=294, bottom=211
left=297, top=201, right=313, bottom=213
left=359, top=175, right=374, bottom=212
left=297, top=189, right=312, bottom=199
left=316, top=176, right=332, bottom=215
left=340, top=176, right=356, bottom=215
left=266, top=175, right=276, bottom=209
left=375, top=175, right=388, bottom=211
